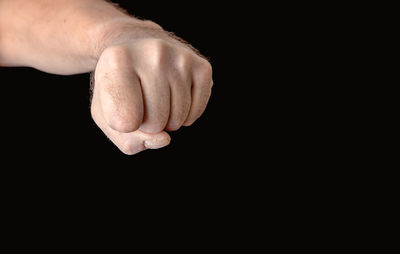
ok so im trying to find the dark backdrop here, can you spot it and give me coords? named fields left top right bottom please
left=0, top=2, right=315, bottom=230
left=0, top=1, right=248, bottom=169
left=0, top=2, right=341, bottom=233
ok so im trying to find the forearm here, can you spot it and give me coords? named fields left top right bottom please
left=0, top=0, right=213, bottom=155
left=0, top=0, right=163, bottom=74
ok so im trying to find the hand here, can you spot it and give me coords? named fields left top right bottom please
left=90, top=37, right=213, bottom=155
left=0, top=0, right=213, bottom=155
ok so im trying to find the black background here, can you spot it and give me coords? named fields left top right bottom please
left=0, top=2, right=355, bottom=236
left=0, top=1, right=257, bottom=170
left=0, top=2, right=334, bottom=233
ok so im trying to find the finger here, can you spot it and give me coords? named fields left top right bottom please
left=166, top=73, right=191, bottom=131
left=91, top=93, right=170, bottom=155
left=95, top=61, right=144, bottom=133
left=139, top=73, right=170, bottom=133
left=183, top=60, right=213, bottom=126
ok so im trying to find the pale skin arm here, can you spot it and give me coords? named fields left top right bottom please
left=0, top=0, right=213, bottom=155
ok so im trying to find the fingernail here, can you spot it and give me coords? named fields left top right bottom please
left=144, top=136, right=170, bottom=149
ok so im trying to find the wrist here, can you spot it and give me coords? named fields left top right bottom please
left=89, top=18, right=167, bottom=60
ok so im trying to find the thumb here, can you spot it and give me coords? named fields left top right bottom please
left=109, top=129, right=171, bottom=155
left=91, top=89, right=170, bottom=155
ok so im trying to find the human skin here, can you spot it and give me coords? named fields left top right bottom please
left=0, top=0, right=213, bottom=155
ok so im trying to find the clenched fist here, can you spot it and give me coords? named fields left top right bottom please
left=91, top=38, right=213, bottom=154
left=0, top=0, right=213, bottom=155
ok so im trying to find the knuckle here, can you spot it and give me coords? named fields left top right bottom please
left=169, top=55, right=192, bottom=87
left=191, top=110, right=202, bottom=122
left=143, top=39, right=167, bottom=68
left=197, top=60, right=213, bottom=85
left=120, top=139, right=144, bottom=155
left=141, top=20, right=163, bottom=30
left=175, top=53, right=191, bottom=72
left=167, top=122, right=181, bottom=131
left=120, top=142, right=135, bottom=155
left=109, top=115, right=140, bottom=133
left=140, top=118, right=166, bottom=134
left=183, top=117, right=196, bottom=127
left=167, top=114, right=186, bottom=131
left=102, top=45, right=132, bottom=70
